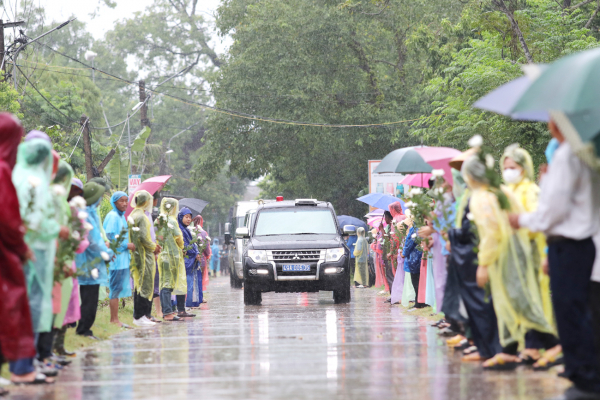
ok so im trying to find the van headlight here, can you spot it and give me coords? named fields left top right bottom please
left=248, top=249, right=268, bottom=264
left=325, top=247, right=345, bottom=262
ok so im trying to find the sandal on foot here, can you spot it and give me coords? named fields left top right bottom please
left=164, top=315, right=184, bottom=322
left=463, top=346, right=478, bottom=355
left=178, top=312, right=196, bottom=318
left=483, top=355, right=522, bottom=371
left=12, top=373, right=54, bottom=385
left=462, top=352, right=483, bottom=362
left=533, top=354, right=564, bottom=371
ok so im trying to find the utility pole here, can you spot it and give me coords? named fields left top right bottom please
left=139, top=80, right=150, bottom=129
left=80, top=114, right=94, bottom=181
left=0, top=20, right=24, bottom=81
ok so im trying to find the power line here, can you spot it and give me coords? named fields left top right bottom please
left=24, top=40, right=431, bottom=129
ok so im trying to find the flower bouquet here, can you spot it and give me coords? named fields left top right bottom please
left=55, top=197, right=94, bottom=281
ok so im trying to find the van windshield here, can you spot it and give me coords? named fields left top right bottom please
left=254, top=209, right=337, bottom=236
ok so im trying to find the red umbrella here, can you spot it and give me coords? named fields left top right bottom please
left=125, top=175, right=172, bottom=218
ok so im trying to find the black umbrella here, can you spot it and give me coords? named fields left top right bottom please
left=179, top=198, right=209, bottom=217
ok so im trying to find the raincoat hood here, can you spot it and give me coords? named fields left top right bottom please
left=500, top=144, right=534, bottom=182
left=0, top=113, right=24, bottom=168
left=110, top=191, right=128, bottom=216
left=131, top=190, right=153, bottom=213
left=25, top=130, right=50, bottom=142
left=178, top=207, right=193, bottom=242
left=461, top=155, right=489, bottom=190
left=160, top=197, right=179, bottom=217
left=71, top=178, right=83, bottom=190
left=388, top=201, right=403, bottom=220
left=213, top=239, right=220, bottom=246
left=53, top=160, right=74, bottom=192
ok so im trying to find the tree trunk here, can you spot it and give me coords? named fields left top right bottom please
left=80, top=114, right=94, bottom=181
left=492, top=0, right=534, bottom=63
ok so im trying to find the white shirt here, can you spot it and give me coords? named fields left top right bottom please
left=519, top=142, right=600, bottom=240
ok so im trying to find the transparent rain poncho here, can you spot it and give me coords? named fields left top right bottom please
left=51, top=160, right=74, bottom=328
left=128, top=190, right=157, bottom=300
left=501, top=145, right=554, bottom=329
left=156, top=198, right=187, bottom=294
left=12, top=138, right=60, bottom=333
left=353, top=227, right=369, bottom=286
left=462, top=155, right=556, bottom=349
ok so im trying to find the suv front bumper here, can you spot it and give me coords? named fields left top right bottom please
left=244, top=255, right=349, bottom=292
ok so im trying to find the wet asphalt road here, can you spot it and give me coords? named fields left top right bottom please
left=9, top=276, right=570, bottom=400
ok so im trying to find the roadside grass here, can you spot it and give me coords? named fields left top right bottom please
left=1, top=297, right=138, bottom=381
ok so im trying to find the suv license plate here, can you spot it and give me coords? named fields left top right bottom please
left=282, top=264, right=311, bottom=272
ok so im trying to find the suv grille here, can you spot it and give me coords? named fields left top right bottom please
left=270, top=250, right=322, bottom=262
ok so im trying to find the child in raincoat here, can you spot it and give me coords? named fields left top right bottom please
left=103, top=191, right=134, bottom=328
left=129, top=190, right=159, bottom=327
left=353, top=227, right=369, bottom=287
left=74, top=182, right=114, bottom=338
left=210, top=239, right=221, bottom=277
left=156, top=198, right=190, bottom=321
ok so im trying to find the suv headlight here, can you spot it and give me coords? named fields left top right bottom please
left=248, top=249, right=268, bottom=264
left=325, top=247, right=345, bottom=262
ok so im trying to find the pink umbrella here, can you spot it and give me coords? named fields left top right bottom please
left=413, top=147, right=461, bottom=184
left=125, top=175, right=172, bottom=218
left=364, top=208, right=385, bottom=218
left=400, top=173, right=432, bottom=188
left=367, top=216, right=387, bottom=228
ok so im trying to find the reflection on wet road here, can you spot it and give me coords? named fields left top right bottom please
left=11, top=277, right=569, bottom=400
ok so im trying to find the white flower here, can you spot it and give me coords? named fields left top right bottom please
left=410, top=188, right=423, bottom=196
left=436, top=187, right=444, bottom=195
left=114, top=234, right=119, bottom=239
left=28, top=176, right=41, bottom=188
left=167, top=223, right=174, bottom=229
left=100, top=251, right=110, bottom=261
left=71, top=230, right=81, bottom=240
left=431, top=169, right=445, bottom=178
left=132, top=227, right=140, bottom=232
left=468, top=134, right=483, bottom=148
left=485, top=154, right=495, bottom=169
left=83, top=222, right=94, bottom=231
left=77, top=211, right=89, bottom=220
left=165, top=204, right=171, bottom=209
left=52, top=185, right=66, bottom=196
left=127, top=217, right=134, bottom=225
left=91, top=268, right=99, bottom=279
left=405, top=201, right=415, bottom=208
left=411, top=233, right=417, bottom=239
left=69, top=196, right=86, bottom=209
left=467, top=213, right=474, bottom=221
left=206, top=236, right=212, bottom=241
left=405, top=209, right=412, bottom=218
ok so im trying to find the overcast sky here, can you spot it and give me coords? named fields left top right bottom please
left=18, top=0, right=226, bottom=49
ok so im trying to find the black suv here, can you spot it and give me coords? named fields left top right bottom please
left=236, top=199, right=352, bottom=305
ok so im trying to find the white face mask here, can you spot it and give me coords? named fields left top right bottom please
left=502, top=168, right=522, bottom=184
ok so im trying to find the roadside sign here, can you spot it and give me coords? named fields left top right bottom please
left=128, top=174, right=141, bottom=194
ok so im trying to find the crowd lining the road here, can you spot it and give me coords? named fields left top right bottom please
left=354, top=119, right=600, bottom=399
left=0, top=113, right=227, bottom=392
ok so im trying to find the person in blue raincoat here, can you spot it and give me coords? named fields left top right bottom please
left=210, top=239, right=221, bottom=277
left=402, top=217, right=425, bottom=309
left=103, top=191, right=134, bottom=328
left=75, top=182, right=114, bottom=338
left=178, top=207, right=204, bottom=308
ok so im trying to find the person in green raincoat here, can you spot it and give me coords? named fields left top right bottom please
left=353, top=227, right=369, bottom=287
left=129, top=190, right=159, bottom=326
left=12, top=138, right=61, bottom=335
left=156, top=198, right=191, bottom=321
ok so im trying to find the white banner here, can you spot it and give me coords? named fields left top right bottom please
left=128, top=174, right=141, bottom=194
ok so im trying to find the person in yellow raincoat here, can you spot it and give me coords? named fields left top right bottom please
left=128, top=190, right=159, bottom=327
left=156, top=198, right=192, bottom=321
left=462, top=153, right=556, bottom=370
left=501, top=144, right=561, bottom=369
left=353, top=227, right=369, bottom=287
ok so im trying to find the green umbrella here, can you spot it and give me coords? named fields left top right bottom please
left=373, top=147, right=433, bottom=174
left=512, top=47, right=600, bottom=114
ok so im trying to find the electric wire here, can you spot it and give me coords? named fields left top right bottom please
left=25, top=40, right=437, bottom=129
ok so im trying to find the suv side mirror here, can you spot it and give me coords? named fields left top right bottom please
left=343, top=225, right=357, bottom=235
left=224, top=233, right=232, bottom=245
left=236, top=227, right=250, bottom=239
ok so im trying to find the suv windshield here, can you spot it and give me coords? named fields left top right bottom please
left=254, top=209, right=337, bottom=236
